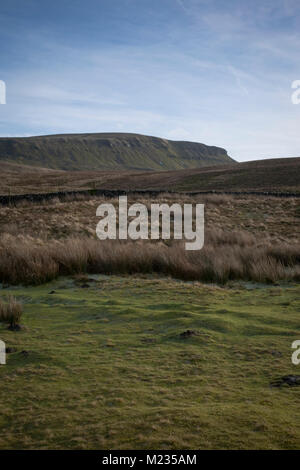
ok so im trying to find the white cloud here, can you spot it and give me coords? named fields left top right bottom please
left=166, top=127, right=192, bottom=140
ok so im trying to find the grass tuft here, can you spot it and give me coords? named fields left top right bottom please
left=0, top=295, right=23, bottom=328
left=0, top=234, right=299, bottom=285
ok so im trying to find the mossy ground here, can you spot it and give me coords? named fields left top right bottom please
left=0, top=276, right=300, bottom=449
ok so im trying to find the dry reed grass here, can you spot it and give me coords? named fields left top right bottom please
left=0, top=229, right=299, bottom=285
left=0, top=194, right=298, bottom=285
left=0, top=295, right=23, bottom=328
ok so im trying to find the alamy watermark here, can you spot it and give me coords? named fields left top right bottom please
left=96, top=196, right=204, bottom=250
left=0, top=80, right=6, bottom=104
left=0, top=340, right=6, bottom=365
left=291, top=80, right=300, bottom=104
left=291, top=340, right=300, bottom=365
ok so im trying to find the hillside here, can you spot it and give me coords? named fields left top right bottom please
left=97, top=157, right=300, bottom=193
left=0, top=133, right=234, bottom=171
left=0, top=157, right=299, bottom=196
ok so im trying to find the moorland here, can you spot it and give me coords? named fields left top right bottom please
left=0, top=191, right=299, bottom=449
left=0, top=134, right=299, bottom=449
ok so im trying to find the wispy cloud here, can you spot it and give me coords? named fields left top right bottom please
left=176, top=0, right=189, bottom=14
left=0, top=0, right=300, bottom=161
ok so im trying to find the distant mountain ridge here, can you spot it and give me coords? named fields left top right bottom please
left=0, top=132, right=235, bottom=171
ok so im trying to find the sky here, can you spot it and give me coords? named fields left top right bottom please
left=0, top=0, right=300, bottom=161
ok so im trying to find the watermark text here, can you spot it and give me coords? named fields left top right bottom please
left=0, top=340, right=6, bottom=365
left=96, top=196, right=204, bottom=250
left=291, top=80, right=300, bottom=104
left=0, top=80, right=6, bottom=104
left=291, top=340, right=300, bottom=365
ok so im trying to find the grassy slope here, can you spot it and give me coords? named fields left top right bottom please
left=171, top=157, right=300, bottom=193
left=0, top=133, right=234, bottom=171
left=97, top=157, right=300, bottom=193
left=0, top=276, right=300, bottom=450
left=1, top=157, right=299, bottom=196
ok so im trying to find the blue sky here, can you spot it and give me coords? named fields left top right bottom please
left=0, top=0, right=300, bottom=161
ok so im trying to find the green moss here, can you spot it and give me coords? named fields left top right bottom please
left=0, top=276, right=299, bottom=449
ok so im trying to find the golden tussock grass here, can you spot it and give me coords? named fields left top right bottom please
left=0, top=295, right=23, bottom=327
left=0, top=230, right=299, bottom=285
left=0, top=194, right=299, bottom=285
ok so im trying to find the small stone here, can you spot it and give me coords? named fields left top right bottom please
left=7, top=324, right=23, bottom=331
left=270, top=350, right=282, bottom=357
left=5, top=347, right=17, bottom=354
left=20, top=350, right=29, bottom=357
left=180, top=330, right=200, bottom=339
left=270, top=375, right=300, bottom=387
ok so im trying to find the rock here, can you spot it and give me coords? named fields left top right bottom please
left=20, top=350, right=29, bottom=357
left=5, top=347, right=17, bottom=353
left=270, top=350, right=282, bottom=357
left=7, top=324, right=23, bottom=331
left=179, top=330, right=200, bottom=339
left=270, top=375, right=300, bottom=387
